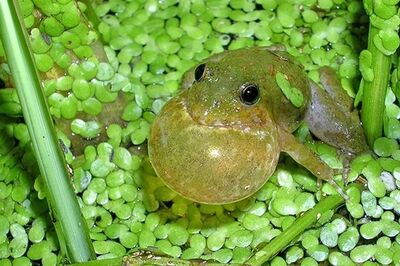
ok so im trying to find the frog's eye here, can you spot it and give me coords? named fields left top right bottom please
left=194, top=63, right=206, bottom=82
left=240, top=84, right=260, bottom=105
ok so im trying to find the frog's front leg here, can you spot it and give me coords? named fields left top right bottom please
left=305, top=71, right=368, bottom=156
left=278, top=127, right=348, bottom=199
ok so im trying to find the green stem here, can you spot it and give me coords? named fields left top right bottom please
left=246, top=195, right=344, bottom=266
left=69, top=257, right=123, bottom=266
left=81, top=0, right=101, bottom=30
left=360, top=23, right=392, bottom=147
left=0, top=0, right=95, bottom=262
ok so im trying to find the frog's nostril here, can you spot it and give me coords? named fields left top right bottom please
left=194, top=63, right=206, bottom=81
left=212, top=100, right=221, bottom=108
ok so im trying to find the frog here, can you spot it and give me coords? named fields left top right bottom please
left=148, top=46, right=368, bottom=204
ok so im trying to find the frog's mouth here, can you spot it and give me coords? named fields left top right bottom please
left=183, top=98, right=237, bottom=129
left=181, top=92, right=270, bottom=130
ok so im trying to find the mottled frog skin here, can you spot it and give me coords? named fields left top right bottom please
left=148, top=47, right=367, bottom=204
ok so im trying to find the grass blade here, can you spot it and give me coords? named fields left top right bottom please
left=0, top=0, right=95, bottom=262
left=246, top=195, right=344, bottom=265
left=360, top=20, right=393, bottom=146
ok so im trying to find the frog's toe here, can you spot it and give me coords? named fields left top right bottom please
left=326, top=178, right=349, bottom=201
left=316, top=178, right=323, bottom=189
left=340, top=159, right=351, bottom=184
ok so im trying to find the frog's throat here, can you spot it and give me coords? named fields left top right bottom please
left=149, top=96, right=281, bottom=204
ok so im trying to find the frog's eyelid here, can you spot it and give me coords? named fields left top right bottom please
left=194, top=63, right=207, bottom=82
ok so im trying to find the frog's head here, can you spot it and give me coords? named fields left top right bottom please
left=148, top=49, right=280, bottom=204
left=183, top=60, right=271, bottom=128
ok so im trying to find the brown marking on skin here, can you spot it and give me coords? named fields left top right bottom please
left=267, top=64, right=276, bottom=76
left=286, top=73, right=294, bottom=84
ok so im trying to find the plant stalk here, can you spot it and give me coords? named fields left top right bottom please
left=361, top=23, right=392, bottom=147
left=0, top=0, right=95, bottom=262
left=246, top=194, right=344, bottom=265
left=81, top=0, right=101, bottom=30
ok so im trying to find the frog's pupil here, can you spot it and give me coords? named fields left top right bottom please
left=240, top=84, right=259, bottom=105
left=194, top=63, right=206, bottom=81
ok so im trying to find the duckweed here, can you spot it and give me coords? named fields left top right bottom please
left=275, top=72, right=304, bottom=108
left=4, top=0, right=400, bottom=265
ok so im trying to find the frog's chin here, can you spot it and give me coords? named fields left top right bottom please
left=148, top=96, right=281, bottom=204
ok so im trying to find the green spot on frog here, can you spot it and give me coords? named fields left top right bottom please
left=148, top=47, right=368, bottom=204
left=275, top=72, right=304, bottom=108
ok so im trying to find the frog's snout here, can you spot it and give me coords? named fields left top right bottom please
left=186, top=94, right=236, bottom=127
